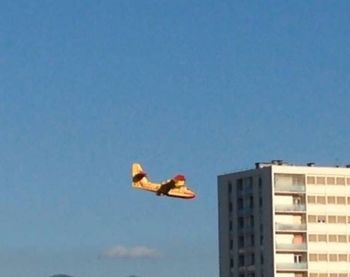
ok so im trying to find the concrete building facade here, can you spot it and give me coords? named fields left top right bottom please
left=218, top=161, right=350, bottom=277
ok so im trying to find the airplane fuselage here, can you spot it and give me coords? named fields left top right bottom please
left=132, top=181, right=196, bottom=199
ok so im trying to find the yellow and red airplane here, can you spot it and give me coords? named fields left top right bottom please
left=131, top=163, right=196, bottom=199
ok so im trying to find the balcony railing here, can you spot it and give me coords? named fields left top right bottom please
left=276, top=243, right=307, bottom=251
left=276, top=262, right=307, bottom=271
left=275, top=223, right=306, bottom=231
left=274, top=185, right=305, bottom=193
left=275, top=204, right=306, bottom=213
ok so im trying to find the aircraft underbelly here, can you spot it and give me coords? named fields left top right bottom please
left=167, top=188, right=195, bottom=199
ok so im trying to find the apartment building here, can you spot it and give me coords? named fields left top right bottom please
left=218, top=161, right=350, bottom=277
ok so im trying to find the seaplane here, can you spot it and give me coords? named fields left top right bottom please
left=131, top=163, right=196, bottom=199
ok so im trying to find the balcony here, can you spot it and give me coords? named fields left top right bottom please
left=276, top=243, right=307, bottom=252
left=275, top=223, right=306, bottom=232
left=276, top=262, right=307, bottom=271
left=275, top=204, right=306, bottom=214
left=274, top=185, right=305, bottom=194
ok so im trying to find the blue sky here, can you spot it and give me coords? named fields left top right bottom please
left=1, top=1, right=350, bottom=276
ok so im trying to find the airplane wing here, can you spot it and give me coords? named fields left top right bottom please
left=156, top=175, right=186, bottom=196
left=156, top=179, right=176, bottom=196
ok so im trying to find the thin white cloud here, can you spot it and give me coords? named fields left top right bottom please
left=100, top=245, right=160, bottom=259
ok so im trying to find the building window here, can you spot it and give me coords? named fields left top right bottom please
left=327, top=177, right=335, bottom=185
left=239, top=255, right=245, bottom=266
left=337, top=216, right=346, bottom=223
left=309, top=234, right=317, bottom=241
left=238, top=235, right=244, bottom=248
left=318, top=254, right=327, bottom=261
left=249, top=215, right=254, bottom=227
left=336, top=177, right=345, bottom=185
left=309, top=254, right=317, bottom=261
left=309, top=194, right=350, bottom=205
left=337, top=196, right=346, bottom=205
left=316, top=196, right=326, bottom=204
left=251, top=253, right=255, bottom=264
left=238, top=198, right=243, bottom=209
left=329, top=254, right=337, bottom=261
left=327, top=196, right=336, bottom=204
left=328, top=215, right=337, bottom=223
left=229, top=202, right=233, bottom=213
left=318, top=234, right=327, bottom=242
left=238, top=217, right=244, bottom=228
left=237, top=179, right=243, bottom=191
left=308, top=196, right=316, bottom=203
left=338, top=254, right=347, bottom=261
left=310, top=215, right=350, bottom=224
left=259, top=196, right=263, bottom=207
left=338, top=235, right=347, bottom=243
left=250, top=235, right=255, bottom=246
left=308, top=215, right=317, bottom=223
left=249, top=196, right=254, bottom=208
left=317, top=215, right=326, bottom=223
left=317, top=176, right=326, bottom=184
left=238, top=236, right=244, bottom=248
left=307, top=176, right=315, bottom=184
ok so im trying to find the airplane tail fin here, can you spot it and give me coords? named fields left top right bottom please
left=132, top=163, right=149, bottom=186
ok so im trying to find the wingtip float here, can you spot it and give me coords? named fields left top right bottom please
left=131, top=163, right=196, bottom=200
